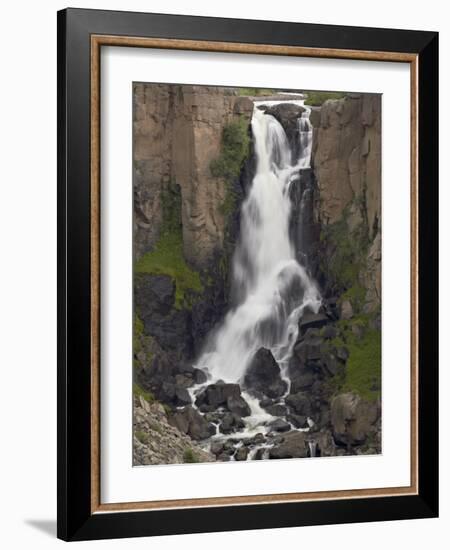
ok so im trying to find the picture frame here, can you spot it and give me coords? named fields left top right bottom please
left=57, top=7, right=439, bottom=541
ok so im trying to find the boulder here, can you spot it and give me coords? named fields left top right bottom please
left=219, top=413, right=245, bottom=434
left=293, top=336, right=324, bottom=365
left=285, top=392, right=313, bottom=416
left=269, top=419, right=291, bottom=433
left=195, top=383, right=241, bottom=409
left=243, top=348, right=287, bottom=399
left=331, top=393, right=379, bottom=446
left=340, top=300, right=354, bottom=320
left=290, top=370, right=316, bottom=393
left=168, top=406, right=215, bottom=440
left=226, top=394, right=251, bottom=417
left=299, top=311, right=330, bottom=335
left=264, top=403, right=288, bottom=417
left=286, top=413, right=308, bottom=429
left=235, top=447, right=249, bottom=461
left=269, top=431, right=309, bottom=459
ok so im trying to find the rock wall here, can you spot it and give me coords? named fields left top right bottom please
left=134, top=83, right=253, bottom=268
left=310, top=94, right=382, bottom=313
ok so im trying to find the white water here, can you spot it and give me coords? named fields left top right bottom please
left=195, top=101, right=321, bottom=386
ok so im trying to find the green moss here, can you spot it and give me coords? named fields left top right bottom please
left=133, top=382, right=155, bottom=404
left=327, top=317, right=381, bottom=402
left=237, top=87, right=275, bottom=96
left=135, top=183, right=203, bottom=309
left=339, top=284, right=367, bottom=313
left=183, top=448, right=199, bottom=463
left=135, top=430, right=150, bottom=444
left=133, top=315, right=144, bottom=354
left=210, top=117, right=250, bottom=218
left=304, top=91, right=347, bottom=106
left=135, top=233, right=203, bottom=309
left=343, top=328, right=381, bottom=401
left=211, top=117, right=250, bottom=183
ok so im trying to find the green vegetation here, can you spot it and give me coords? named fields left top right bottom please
left=237, top=87, right=275, bottom=96
left=211, top=117, right=250, bottom=183
left=134, top=185, right=203, bottom=309
left=133, top=315, right=144, bottom=354
left=304, top=91, right=347, bottom=106
left=210, top=117, right=250, bottom=218
left=133, top=382, right=155, bottom=404
left=135, top=430, right=150, bottom=444
left=327, top=316, right=381, bottom=401
left=183, top=448, right=199, bottom=463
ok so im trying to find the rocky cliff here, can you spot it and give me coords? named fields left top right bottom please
left=134, top=83, right=253, bottom=267
left=310, top=94, right=381, bottom=315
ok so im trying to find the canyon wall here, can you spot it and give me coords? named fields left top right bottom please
left=310, top=94, right=381, bottom=314
left=134, top=83, right=253, bottom=268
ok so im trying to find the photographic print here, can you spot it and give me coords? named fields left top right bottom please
left=132, top=84, right=382, bottom=466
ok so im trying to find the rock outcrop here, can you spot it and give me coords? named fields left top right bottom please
left=134, top=83, right=253, bottom=268
left=310, top=94, right=382, bottom=314
left=133, top=396, right=215, bottom=465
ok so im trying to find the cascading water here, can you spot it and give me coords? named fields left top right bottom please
left=193, top=100, right=321, bottom=446
left=196, top=103, right=320, bottom=383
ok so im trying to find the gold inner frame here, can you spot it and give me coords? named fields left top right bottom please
left=90, top=35, right=419, bottom=514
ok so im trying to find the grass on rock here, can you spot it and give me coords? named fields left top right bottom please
left=304, top=91, right=347, bottom=106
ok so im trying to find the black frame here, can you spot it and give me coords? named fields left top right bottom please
left=57, top=8, right=439, bottom=541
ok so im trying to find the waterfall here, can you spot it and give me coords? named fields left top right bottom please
left=195, top=102, right=321, bottom=385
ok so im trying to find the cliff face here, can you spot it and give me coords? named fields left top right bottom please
left=310, top=94, right=381, bottom=314
left=134, top=84, right=253, bottom=268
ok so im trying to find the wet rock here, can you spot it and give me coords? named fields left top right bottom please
left=195, top=383, right=241, bottom=409
left=227, top=394, right=251, bottom=417
left=293, top=336, right=324, bottom=365
left=244, top=348, right=287, bottom=399
left=168, top=406, right=215, bottom=440
left=235, top=447, right=249, bottom=461
left=193, top=368, right=207, bottom=384
left=269, top=419, right=291, bottom=433
left=285, top=392, right=312, bottom=416
left=219, top=413, right=245, bottom=434
left=299, top=311, right=330, bottom=335
left=287, top=413, right=308, bottom=429
left=174, top=386, right=192, bottom=406
left=265, top=403, right=288, bottom=417
left=290, top=371, right=316, bottom=393
left=210, top=440, right=224, bottom=456
left=269, top=431, right=308, bottom=459
left=331, top=393, right=379, bottom=446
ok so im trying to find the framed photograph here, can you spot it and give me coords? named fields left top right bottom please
left=57, top=8, right=438, bottom=541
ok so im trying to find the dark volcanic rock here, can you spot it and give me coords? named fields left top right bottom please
left=287, top=413, right=308, bottom=429
left=135, top=274, right=193, bottom=357
left=219, top=413, right=245, bottom=434
left=227, top=394, right=251, bottom=417
left=269, top=419, right=291, bottom=433
left=299, top=311, right=330, bottom=335
left=269, top=431, right=309, bottom=459
left=168, top=406, right=215, bottom=440
left=258, top=103, right=306, bottom=158
left=264, top=403, right=288, bottom=417
left=285, top=392, right=313, bottom=417
left=235, top=447, right=249, bottom=461
left=195, top=383, right=241, bottom=409
left=290, top=370, right=316, bottom=393
left=243, top=348, right=287, bottom=399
